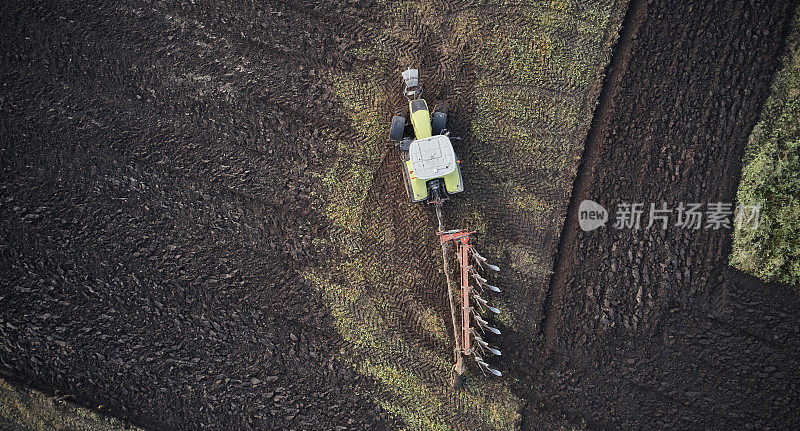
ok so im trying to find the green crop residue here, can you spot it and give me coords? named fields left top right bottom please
left=466, top=0, right=626, bottom=330
left=732, top=10, right=800, bottom=289
left=0, top=379, right=141, bottom=431
left=305, top=0, right=629, bottom=428
left=306, top=64, right=522, bottom=429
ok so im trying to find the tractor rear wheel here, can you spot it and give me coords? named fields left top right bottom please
left=432, top=111, right=447, bottom=136
left=390, top=116, right=405, bottom=141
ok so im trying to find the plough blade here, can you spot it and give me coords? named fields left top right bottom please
left=474, top=311, right=501, bottom=335
left=474, top=353, right=502, bottom=377
left=484, top=283, right=501, bottom=293
left=438, top=228, right=504, bottom=385
left=473, top=294, right=501, bottom=314
left=471, top=250, right=500, bottom=272
left=474, top=333, right=501, bottom=356
left=471, top=269, right=501, bottom=293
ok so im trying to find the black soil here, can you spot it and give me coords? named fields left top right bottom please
left=1, top=0, right=799, bottom=430
left=0, top=1, right=394, bottom=429
left=526, top=0, right=800, bottom=429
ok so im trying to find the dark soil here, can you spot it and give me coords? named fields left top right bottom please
left=1, top=0, right=799, bottom=430
left=526, top=0, right=800, bottom=429
left=0, top=0, right=394, bottom=429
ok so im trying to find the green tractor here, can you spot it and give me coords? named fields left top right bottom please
left=390, top=69, right=463, bottom=205
left=390, top=70, right=504, bottom=386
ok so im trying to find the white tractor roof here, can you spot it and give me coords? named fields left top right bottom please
left=408, top=135, right=457, bottom=180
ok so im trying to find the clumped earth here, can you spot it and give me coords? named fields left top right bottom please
left=1, top=0, right=799, bottom=430
left=2, top=1, right=397, bottom=429
left=537, top=0, right=800, bottom=429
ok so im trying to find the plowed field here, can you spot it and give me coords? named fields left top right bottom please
left=1, top=0, right=798, bottom=430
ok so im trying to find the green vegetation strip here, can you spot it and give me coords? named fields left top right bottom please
left=307, top=0, right=628, bottom=429
left=0, top=378, right=140, bottom=431
left=732, top=10, right=800, bottom=288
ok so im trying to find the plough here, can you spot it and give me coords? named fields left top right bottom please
left=438, top=229, right=502, bottom=388
left=390, top=69, right=502, bottom=388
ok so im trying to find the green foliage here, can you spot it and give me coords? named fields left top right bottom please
left=732, top=11, right=800, bottom=288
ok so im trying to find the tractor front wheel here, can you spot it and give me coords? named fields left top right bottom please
left=390, top=115, right=405, bottom=141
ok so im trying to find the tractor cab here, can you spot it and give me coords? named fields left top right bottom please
left=404, top=135, right=462, bottom=202
left=390, top=69, right=464, bottom=203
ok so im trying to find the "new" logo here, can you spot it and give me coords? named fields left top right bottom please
left=578, top=200, right=608, bottom=231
